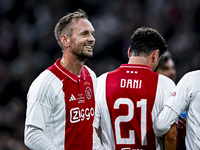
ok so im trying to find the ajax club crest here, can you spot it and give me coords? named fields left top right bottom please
left=85, top=87, right=92, bottom=100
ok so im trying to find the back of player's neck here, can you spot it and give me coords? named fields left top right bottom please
left=128, top=56, right=147, bottom=66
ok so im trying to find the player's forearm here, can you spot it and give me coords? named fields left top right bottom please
left=24, top=125, right=58, bottom=150
left=164, top=123, right=178, bottom=150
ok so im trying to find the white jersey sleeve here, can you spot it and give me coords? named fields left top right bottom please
left=165, top=72, right=194, bottom=114
left=25, top=70, right=63, bottom=129
left=152, top=74, right=176, bottom=121
left=24, top=125, right=59, bottom=150
left=25, top=70, right=64, bottom=149
left=152, top=74, right=176, bottom=146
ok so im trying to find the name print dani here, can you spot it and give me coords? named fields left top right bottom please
left=120, top=79, right=142, bottom=89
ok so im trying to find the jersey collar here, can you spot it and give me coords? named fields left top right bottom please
left=120, top=64, right=152, bottom=71
left=54, top=58, right=86, bottom=83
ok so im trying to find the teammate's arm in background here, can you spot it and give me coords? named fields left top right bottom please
left=164, top=123, right=178, bottom=150
left=177, top=116, right=186, bottom=149
left=162, top=107, right=186, bottom=150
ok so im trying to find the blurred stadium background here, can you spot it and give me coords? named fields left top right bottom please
left=0, top=0, right=200, bottom=149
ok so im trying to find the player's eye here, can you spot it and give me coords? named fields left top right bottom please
left=92, top=32, right=95, bottom=37
left=81, top=31, right=88, bottom=36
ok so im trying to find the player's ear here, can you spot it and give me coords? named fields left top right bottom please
left=152, top=49, right=160, bottom=63
left=60, top=35, right=70, bottom=47
left=127, top=47, right=131, bottom=58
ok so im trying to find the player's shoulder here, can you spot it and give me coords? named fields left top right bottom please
left=178, top=70, right=200, bottom=86
left=34, top=70, right=55, bottom=82
left=158, top=74, right=173, bottom=82
left=158, top=74, right=176, bottom=87
left=31, top=70, right=61, bottom=89
left=182, top=70, right=200, bottom=79
left=28, top=70, right=62, bottom=99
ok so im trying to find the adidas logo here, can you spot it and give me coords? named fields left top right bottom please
left=69, top=94, right=76, bottom=101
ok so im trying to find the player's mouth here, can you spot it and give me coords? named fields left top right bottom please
left=84, top=45, right=93, bottom=51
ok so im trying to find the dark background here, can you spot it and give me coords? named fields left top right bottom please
left=0, top=0, right=200, bottom=149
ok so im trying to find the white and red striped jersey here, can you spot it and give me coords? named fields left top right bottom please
left=93, top=64, right=175, bottom=150
left=25, top=58, right=97, bottom=150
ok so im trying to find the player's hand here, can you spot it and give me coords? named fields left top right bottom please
left=177, top=115, right=186, bottom=139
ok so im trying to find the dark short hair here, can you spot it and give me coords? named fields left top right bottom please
left=130, top=27, right=168, bottom=57
left=54, top=9, right=88, bottom=48
left=155, top=51, right=173, bottom=71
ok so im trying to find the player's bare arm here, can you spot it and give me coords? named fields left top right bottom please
left=164, top=123, right=178, bottom=150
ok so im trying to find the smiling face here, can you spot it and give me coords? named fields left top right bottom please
left=68, top=18, right=95, bottom=59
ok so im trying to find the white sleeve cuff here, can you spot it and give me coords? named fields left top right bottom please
left=24, top=125, right=58, bottom=150
left=154, top=106, right=178, bottom=137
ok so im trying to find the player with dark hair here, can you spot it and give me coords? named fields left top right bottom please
left=155, top=51, right=176, bottom=82
left=24, top=9, right=97, bottom=149
left=93, top=27, right=177, bottom=150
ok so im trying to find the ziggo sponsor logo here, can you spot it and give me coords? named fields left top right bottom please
left=70, top=107, right=94, bottom=123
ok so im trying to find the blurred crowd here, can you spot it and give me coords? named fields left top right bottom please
left=0, top=0, right=200, bottom=149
